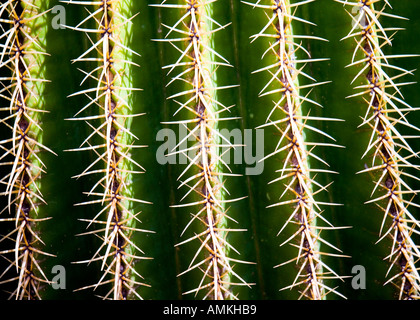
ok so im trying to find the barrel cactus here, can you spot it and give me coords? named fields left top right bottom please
left=0, top=0, right=419, bottom=300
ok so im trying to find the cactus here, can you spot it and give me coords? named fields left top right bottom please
left=0, top=0, right=54, bottom=300
left=0, top=0, right=419, bottom=300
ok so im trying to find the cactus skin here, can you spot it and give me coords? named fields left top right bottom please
left=0, top=0, right=419, bottom=300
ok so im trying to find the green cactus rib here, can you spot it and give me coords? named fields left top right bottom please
left=244, top=0, right=347, bottom=299
left=62, top=0, right=152, bottom=300
left=339, top=0, right=420, bottom=299
left=153, top=0, right=253, bottom=299
left=0, top=0, right=55, bottom=299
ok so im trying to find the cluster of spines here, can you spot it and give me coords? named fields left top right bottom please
left=153, top=0, right=252, bottom=300
left=338, top=0, right=420, bottom=299
left=0, top=0, right=54, bottom=299
left=244, top=0, right=346, bottom=299
left=61, top=0, right=151, bottom=300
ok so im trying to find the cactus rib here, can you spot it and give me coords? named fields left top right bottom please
left=245, top=0, right=347, bottom=299
left=154, top=0, right=253, bottom=300
left=0, top=0, right=54, bottom=300
left=339, top=0, right=420, bottom=299
left=62, top=0, right=152, bottom=300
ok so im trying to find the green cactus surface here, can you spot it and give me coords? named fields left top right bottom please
left=0, top=0, right=420, bottom=300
